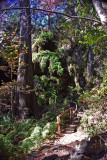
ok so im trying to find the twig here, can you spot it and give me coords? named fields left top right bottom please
left=0, top=0, right=18, bottom=19
left=98, top=135, right=106, bottom=143
left=0, top=7, right=101, bottom=23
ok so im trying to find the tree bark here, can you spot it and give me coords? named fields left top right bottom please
left=17, top=0, right=39, bottom=120
left=92, top=0, right=107, bottom=34
left=48, top=14, right=50, bottom=31
left=85, top=47, right=94, bottom=87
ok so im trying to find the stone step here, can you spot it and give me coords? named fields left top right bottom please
left=73, top=117, right=81, bottom=121
left=77, top=112, right=84, bottom=115
left=59, top=111, right=84, bottom=134
left=66, top=124, right=77, bottom=130
left=65, top=125, right=77, bottom=133
left=77, top=112, right=83, bottom=117
left=65, top=130, right=75, bottom=134
left=72, top=120, right=80, bottom=125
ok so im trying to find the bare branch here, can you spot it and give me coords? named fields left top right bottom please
left=0, top=7, right=101, bottom=23
left=0, top=0, right=18, bottom=19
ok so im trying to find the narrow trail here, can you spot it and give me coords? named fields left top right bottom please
left=26, top=111, right=106, bottom=160
left=26, top=126, right=89, bottom=160
left=26, top=127, right=106, bottom=160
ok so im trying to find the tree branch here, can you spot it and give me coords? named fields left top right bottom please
left=0, top=7, right=101, bottom=23
left=0, top=0, right=18, bottom=19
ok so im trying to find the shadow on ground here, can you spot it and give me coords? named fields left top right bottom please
left=26, top=132, right=107, bottom=160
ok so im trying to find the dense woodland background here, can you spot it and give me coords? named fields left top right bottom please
left=0, top=0, right=107, bottom=159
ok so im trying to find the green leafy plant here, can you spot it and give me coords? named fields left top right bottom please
left=33, top=50, right=64, bottom=75
left=79, top=59, right=107, bottom=136
left=32, top=31, right=57, bottom=52
left=0, top=32, right=20, bottom=80
left=0, top=113, right=59, bottom=159
left=85, top=124, right=98, bottom=136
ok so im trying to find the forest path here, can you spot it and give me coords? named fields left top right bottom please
left=26, top=116, right=90, bottom=160
left=26, top=109, right=106, bottom=160
left=26, top=126, right=106, bottom=160
left=26, top=127, right=88, bottom=160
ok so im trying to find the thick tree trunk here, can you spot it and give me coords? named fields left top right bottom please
left=92, top=0, right=107, bottom=34
left=85, top=47, right=94, bottom=87
left=17, top=0, right=39, bottom=120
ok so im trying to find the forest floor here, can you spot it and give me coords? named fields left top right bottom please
left=25, top=126, right=107, bottom=160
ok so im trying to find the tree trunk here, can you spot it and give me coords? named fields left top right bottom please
left=48, top=14, right=50, bottom=31
left=92, top=0, right=107, bottom=34
left=17, top=0, right=39, bottom=120
left=85, top=47, right=94, bottom=87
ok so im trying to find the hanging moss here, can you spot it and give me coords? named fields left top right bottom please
left=32, top=31, right=57, bottom=52
left=32, top=50, right=63, bottom=76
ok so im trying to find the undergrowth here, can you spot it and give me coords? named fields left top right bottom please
left=0, top=114, right=58, bottom=160
left=0, top=102, right=68, bottom=160
left=79, top=60, right=107, bottom=136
